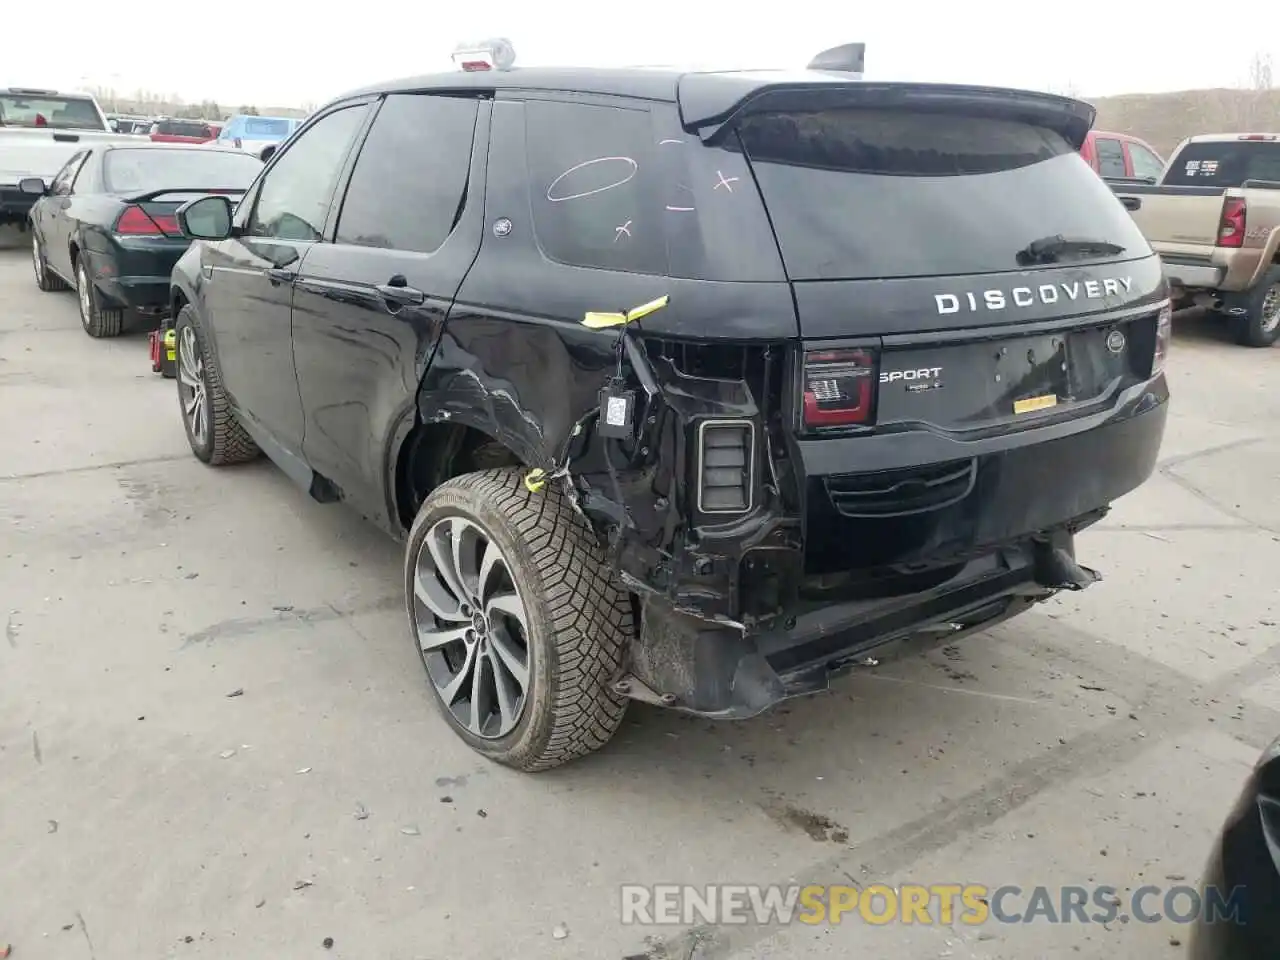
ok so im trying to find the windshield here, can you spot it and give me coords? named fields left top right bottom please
left=103, top=148, right=262, bottom=194
left=1161, top=140, right=1280, bottom=187
left=0, top=94, right=104, bottom=130
left=736, top=108, right=1149, bottom=281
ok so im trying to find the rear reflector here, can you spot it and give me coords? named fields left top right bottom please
left=697, top=420, right=753, bottom=514
left=1218, top=197, right=1247, bottom=248
left=803, top=348, right=876, bottom=427
left=115, top=205, right=180, bottom=236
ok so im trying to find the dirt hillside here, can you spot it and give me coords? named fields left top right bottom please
left=1090, top=88, right=1280, bottom=156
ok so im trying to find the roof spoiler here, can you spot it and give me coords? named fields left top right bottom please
left=807, top=43, right=864, bottom=78
left=124, top=187, right=247, bottom=203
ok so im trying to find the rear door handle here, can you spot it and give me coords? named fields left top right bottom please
left=375, top=280, right=425, bottom=307
left=266, top=267, right=294, bottom=285
left=1121, top=197, right=1142, bottom=211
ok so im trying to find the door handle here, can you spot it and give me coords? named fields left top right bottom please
left=375, top=280, right=425, bottom=307
left=266, top=267, right=295, bottom=285
left=1121, top=197, right=1142, bottom=211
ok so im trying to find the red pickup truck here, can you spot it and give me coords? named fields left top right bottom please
left=148, top=118, right=215, bottom=144
left=1080, top=130, right=1166, bottom=181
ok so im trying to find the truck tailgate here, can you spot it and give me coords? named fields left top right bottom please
left=1107, top=183, right=1226, bottom=250
left=0, top=129, right=133, bottom=181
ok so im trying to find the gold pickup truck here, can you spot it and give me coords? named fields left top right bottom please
left=1108, top=133, right=1280, bottom=347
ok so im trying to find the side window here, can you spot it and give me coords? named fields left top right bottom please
left=525, top=99, right=663, bottom=275
left=247, top=105, right=368, bottom=243
left=1129, top=143, right=1165, bottom=181
left=336, top=94, right=478, bottom=254
left=50, top=151, right=87, bottom=196
left=70, top=150, right=94, bottom=192
left=1095, top=138, right=1127, bottom=178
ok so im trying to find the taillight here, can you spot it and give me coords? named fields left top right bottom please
left=802, top=349, right=877, bottom=428
left=1152, top=302, right=1172, bottom=376
left=1218, top=197, right=1247, bottom=248
left=114, top=205, right=180, bottom=236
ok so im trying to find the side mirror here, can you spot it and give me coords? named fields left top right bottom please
left=177, top=194, right=234, bottom=241
left=259, top=144, right=277, bottom=163
left=18, top=177, right=47, bottom=196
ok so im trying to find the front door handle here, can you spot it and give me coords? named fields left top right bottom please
left=376, top=278, right=425, bottom=307
left=1121, top=196, right=1142, bottom=211
left=266, top=267, right=295, bottom=285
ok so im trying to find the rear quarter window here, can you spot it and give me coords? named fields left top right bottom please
left=525, top=99, right=664, bottom=275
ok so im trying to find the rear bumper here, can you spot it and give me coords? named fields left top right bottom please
left=1159, top=257, right=1226, bottom=291
left=622, top=379, right=1168, bottom=718
left=83, top=240, right=187, bottom=317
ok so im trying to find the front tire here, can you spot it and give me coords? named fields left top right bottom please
left=405, top=468, right=632, bottom=771
left=1230, top=266, right=1280, bottom=347
left=75, top=258, right=123, bottom=338
left=174, top=305, right=260, bottom=465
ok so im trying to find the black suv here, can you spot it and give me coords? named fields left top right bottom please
left=169, top=47, right=1171, bottom=771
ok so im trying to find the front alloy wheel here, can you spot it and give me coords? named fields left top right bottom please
left=177, top=324, right=209, bottom=450
left=412, top=516, right=531, bottom=739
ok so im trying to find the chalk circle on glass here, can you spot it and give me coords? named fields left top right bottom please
left=546, top=156, right=638, bottom=203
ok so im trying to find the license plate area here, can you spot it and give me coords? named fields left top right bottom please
left=877, top=324, right=1135, bottom=431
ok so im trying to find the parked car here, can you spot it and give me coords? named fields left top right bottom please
left=168, top=40, right=1169, bottom=771
left=23, top=142, right=261, bottom=337
left=1187, top=734, right=1280, bottom=958
left=1080, top=130, right=1165, bottom=181
left=0, top=88, right=135, bottom=229
left=214, top=114, right=300, bottom=160
left=149, top=118, right=215, bottom=144
left=1109, top=132, right=1280, bottom=346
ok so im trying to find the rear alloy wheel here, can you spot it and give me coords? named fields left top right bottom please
left=174, top=304, right=260, bottom=465
left=75, top=258, right=123, bottom=338
left=406, top=468, right=632, bottom=771
left=31, top=233, right=67, bottom=292
left=1232, top=267, right=1280, bottom=347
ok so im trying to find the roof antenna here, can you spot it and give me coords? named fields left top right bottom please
left=807, top=43, right=865, bottom=78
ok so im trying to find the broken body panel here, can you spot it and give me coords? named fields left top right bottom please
left=418, top=80, right=1170, bottom=718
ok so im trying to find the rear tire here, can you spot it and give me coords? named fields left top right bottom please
left=1230, top=266, right=1280, bottom=347
left=174, top=304, right=260, bottom=466
left=405, top=468, right=632, bottom=771
left=75, top=258, right=123, bottom=338
left=32, top=232, right=68, bottom=292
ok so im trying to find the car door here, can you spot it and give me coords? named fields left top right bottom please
left=199, top=102, right=371, bottom=456
left=39, top=150, right=89, bottom=278
left=290, top=93, right=486, bottom=531
left=1094, top=137, right=1129, bottom=179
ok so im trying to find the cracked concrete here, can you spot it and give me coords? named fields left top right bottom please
left=1, top=227, right=1278, bottom=959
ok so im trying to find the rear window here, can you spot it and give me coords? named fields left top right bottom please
left=155, top=119, right=210, bottom=137
left=0, top=94, right=103, bottom=130
left=1161, top=140, right=1280, bottom=187
left=245, top=118, right=293, bottom=139
left=736, top=109, right=1149, bottom=281
left=103, top=148, right=262, bottom=194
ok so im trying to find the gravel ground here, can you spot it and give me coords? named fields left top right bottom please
left=2, top=224, right=1277, bottom=959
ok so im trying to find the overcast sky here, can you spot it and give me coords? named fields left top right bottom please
left=6, top=0, right=1278, bottom=109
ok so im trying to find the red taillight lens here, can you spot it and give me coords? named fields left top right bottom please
left=1218, top=198, right=1247, bottom=248
left=802, top=349, right=877, bottom=427
left=114, top=205, right=180, bottom=236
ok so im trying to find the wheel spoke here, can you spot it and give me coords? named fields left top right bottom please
left=427, top=523, right=469, bottom=610
left=451, top=518, right=478, bottom=600
left=418, top=624, right=469, bottom=652
left=488, top=625, right=529, bottom=690
left=414, top=564, right=464, bottom=621
left=439, top=641, right=478, bottom=706
left=468, top=653, right=487, bottom=733
left=488, top=648, right=520, bottom=730
left=184, top=391, right=199, bottom=416
left=486, top=592, right=527, bottom=633
left=477, top=540, right=501, bottom=602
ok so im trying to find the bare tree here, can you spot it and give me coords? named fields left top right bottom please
left=1249, top=52, right=1274, bottom=91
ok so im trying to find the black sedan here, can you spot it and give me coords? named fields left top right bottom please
left=1188, top=734, right=1280, bottom=958
left=22, top=143, right=261, bottom=338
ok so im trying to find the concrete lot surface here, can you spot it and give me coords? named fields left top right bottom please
left=2, top=225, right=1278, bottom=959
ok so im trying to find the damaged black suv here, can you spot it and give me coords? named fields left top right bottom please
left=169, top=44, right=1171, bottom=771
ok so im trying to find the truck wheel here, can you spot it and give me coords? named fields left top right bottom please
left=405, top=468, right=632, bottom=771
left=75, top=259, right=124, bottom=338
left=31, top=233, right=68, bottom=292
left=174, top=305, right=260, bottom=465
left=1232, top=267, right=1280, bottom=347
